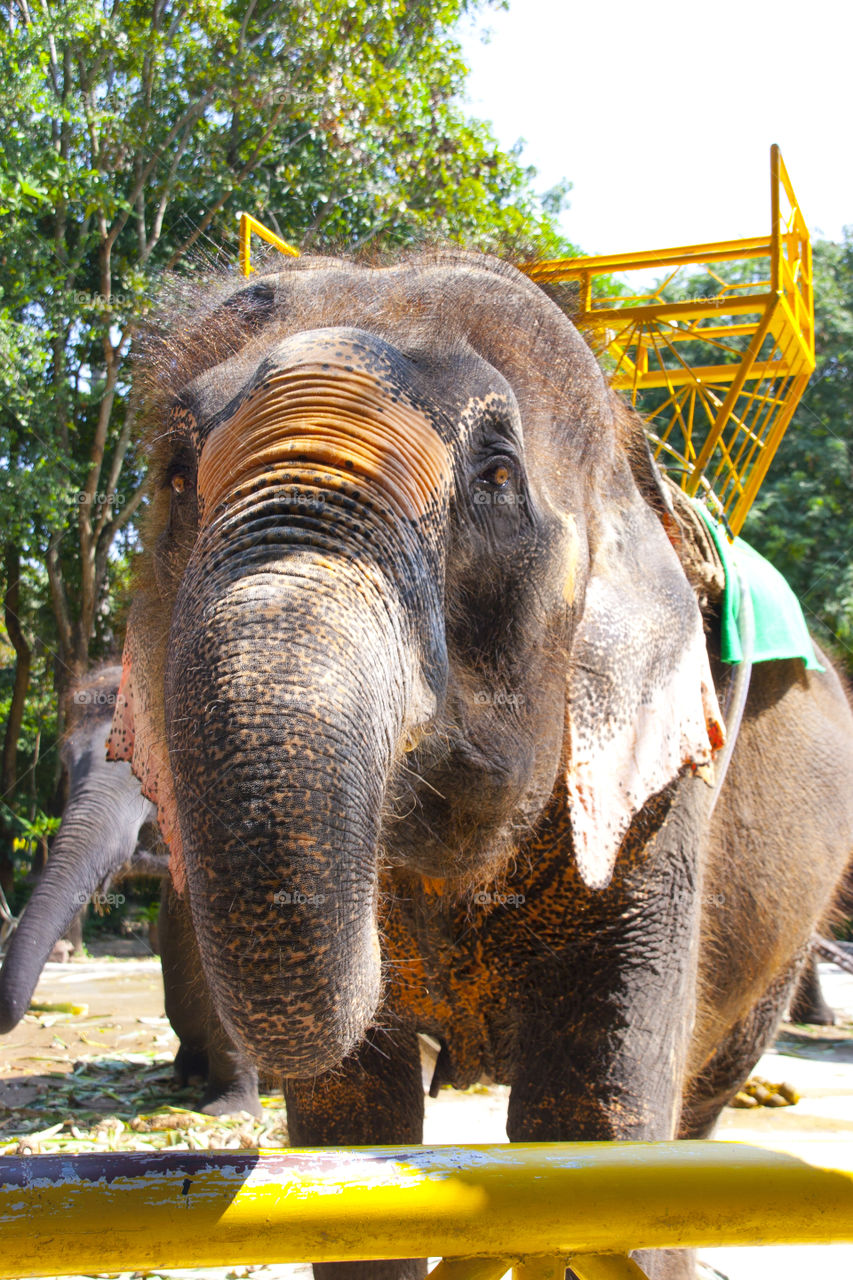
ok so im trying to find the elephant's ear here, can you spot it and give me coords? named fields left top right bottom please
left=565, top=476, right=725, bottom=890
left=107, top=593, right=186, bottom=892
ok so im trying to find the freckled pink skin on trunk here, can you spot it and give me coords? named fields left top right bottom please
left=107, top=608, right=187, bottom=893
left=167, top=562, right=410, bottom=1075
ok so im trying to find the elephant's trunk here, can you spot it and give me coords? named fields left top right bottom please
left=167, top=553, right=431, bottom=1077
left=161, top=328, right=448, bottom=1075
left=0, top=767, right=154, bottom=1032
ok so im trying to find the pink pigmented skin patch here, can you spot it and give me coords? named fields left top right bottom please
left=106, top=641, right=187, bottom=894
left=566, top=608, right=726, bottom=890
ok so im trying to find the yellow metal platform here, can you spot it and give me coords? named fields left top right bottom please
left=523, top=145, right=814, bottom=534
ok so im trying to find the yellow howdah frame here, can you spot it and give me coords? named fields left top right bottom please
left=237, top=145, right=814, bottom=537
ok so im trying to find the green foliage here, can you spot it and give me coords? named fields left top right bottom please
left=8, top=810, right=61, bottom=896
left=0, top=622, right=60, bottom=899
left=0, top=0, right=574, bottom=883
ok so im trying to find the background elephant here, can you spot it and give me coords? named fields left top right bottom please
left=108, top=255, right=853, bottom=1280
left=0, top=665, right=259, bottom=1116
left=789, top=925, right=853, bottom=1025
left=788, top=952, right=837, bottom=1025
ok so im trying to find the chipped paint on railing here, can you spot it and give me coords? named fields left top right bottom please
left=2, top=1142, right=853, bottom=1280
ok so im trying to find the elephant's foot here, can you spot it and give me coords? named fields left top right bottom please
left=312, top=1260, right=427, bottom=1280
left=801, top=1003, right=837, bottom=1027
left=173, top=1043, right=208, bottom=1086
left=788, top=984, right=836, bottom=1025
left=200, top=1074, right=262, bottom=1118
left=173, top=1040, right=261, bottom=1115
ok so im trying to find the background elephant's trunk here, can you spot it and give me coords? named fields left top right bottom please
left=167, top=552, right=432, bottom=1077
left=0, top=763, right=155, bottom=1032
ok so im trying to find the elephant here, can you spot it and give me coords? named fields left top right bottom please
left=0, top=665, right=260, bottom=1117
left=106, top=252, right=853, bottom=1280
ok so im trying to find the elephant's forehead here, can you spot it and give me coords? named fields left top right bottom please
left=183, top=325, right=519, bottom=453
left=164, top=254, right=610, bottom=481
left=193, top=328, right=461, bottom=527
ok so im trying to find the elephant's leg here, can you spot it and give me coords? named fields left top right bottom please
left=679, top=957, right=802, bottom=1139
left=284, top=1028, right=425, bottom=1280
left=199, top=1004, right=262, bottom=1117
left=158, top=876, right=209, bottom=1081
left=507, top=997, right=688, bottom=1142
left=158, top=878, right=260, bottom=1116
left=510, top=981, right=701, bottom=1279
left=63, top=906, right=85, bottom=953
left=508, top=784, right=714, bottom=1146
left=510, top=872, right=703, bottom=1278
left=508, top=928, right=698, bottom=1140
left=788, top=952, right=836, bottom=1026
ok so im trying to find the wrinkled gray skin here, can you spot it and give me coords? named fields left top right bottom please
left=112, top=254, right=853, bottom=1280
left=0, top=666, right=259, bottom=1117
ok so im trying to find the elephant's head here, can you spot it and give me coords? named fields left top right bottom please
left=108, top=254, right=723, bottom=1074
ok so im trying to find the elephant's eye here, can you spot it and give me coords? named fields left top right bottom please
left=477, top=459, right=514, bottom=489
left=163, top=442, right=196, bottom=497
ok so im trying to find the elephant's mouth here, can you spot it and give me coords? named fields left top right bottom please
left=384, top=696, right=557, bottom=881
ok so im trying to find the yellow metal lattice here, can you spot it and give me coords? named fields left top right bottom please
left=523, top=145, right=814, bottom=535
left=236, top=146, right=814, bottom=536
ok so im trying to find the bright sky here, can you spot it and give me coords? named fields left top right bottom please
left=458, top=0, right=852, bottom=257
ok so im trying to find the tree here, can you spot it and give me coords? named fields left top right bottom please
left=1, top=287, right=73, bottom=893
left=1, top=0, right=573, bottom=680
left=0, top=0, right=573, bottom=873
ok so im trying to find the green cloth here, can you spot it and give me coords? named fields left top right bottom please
left=693, top=503, right=823, bottom=671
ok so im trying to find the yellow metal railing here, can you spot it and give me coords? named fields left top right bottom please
left=2, top=1141, right=853, bottom=1278
left=237, top=210, right=299, bottom=275
left=523, top=145, right=814, bottom=535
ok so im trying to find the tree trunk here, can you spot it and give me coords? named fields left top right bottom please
left=1, top=542, right=32, bottom=896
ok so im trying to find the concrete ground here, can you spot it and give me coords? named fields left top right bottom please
left=2, top=953, right=852, bottom=1280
